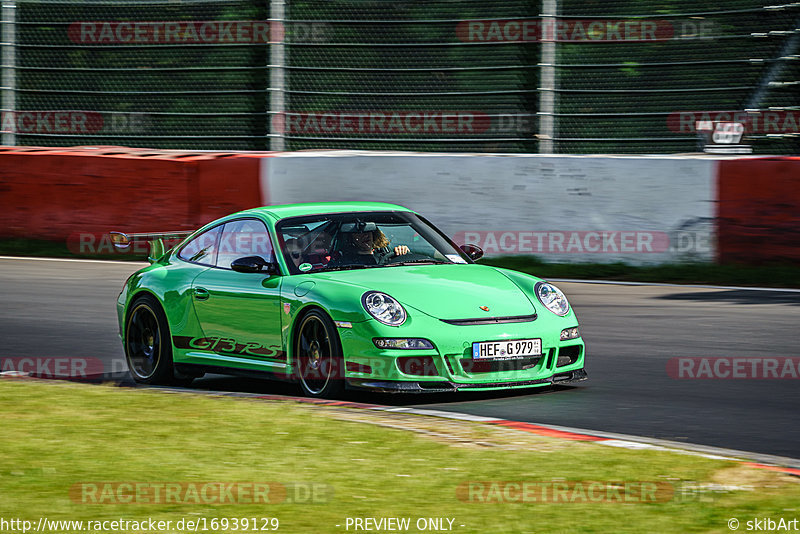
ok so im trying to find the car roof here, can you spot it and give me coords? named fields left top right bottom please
left=236, top=201, right=415, bottom=221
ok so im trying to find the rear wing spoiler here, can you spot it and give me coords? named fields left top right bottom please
left=109, top=231, right=193, bottom=264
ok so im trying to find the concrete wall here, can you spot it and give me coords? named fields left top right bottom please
left=263, top=152, right=717, bottom=264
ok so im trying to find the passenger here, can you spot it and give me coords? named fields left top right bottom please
left=284, top=237, right=304, bottom=267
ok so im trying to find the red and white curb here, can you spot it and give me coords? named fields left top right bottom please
left=173, top=388, right=800, bottom=476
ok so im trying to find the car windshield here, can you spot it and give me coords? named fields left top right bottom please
left=275, top=211, right=470, bottom=274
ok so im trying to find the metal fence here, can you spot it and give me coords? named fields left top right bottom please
left=2, top=0, right=798, bottom=154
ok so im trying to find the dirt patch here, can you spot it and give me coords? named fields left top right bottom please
left=711, top=465, right=800, bottom=490
left=315, top=405, right=578, bottom=452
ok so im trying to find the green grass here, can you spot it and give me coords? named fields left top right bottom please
left=1, top=380, right=798, bottom=533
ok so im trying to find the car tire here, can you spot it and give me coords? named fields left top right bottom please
left=124, top=294, right=192, bottom=386
left=295, top=309, right=345, bottom=398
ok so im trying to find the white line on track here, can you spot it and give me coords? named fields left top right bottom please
left=0, top=255, right=147, bottom=266
left=550, top=278, right=800, bottom=293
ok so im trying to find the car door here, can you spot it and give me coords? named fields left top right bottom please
left=189, top=218, right=285, bottom=369
left=167, top=223, right=222, bottom=346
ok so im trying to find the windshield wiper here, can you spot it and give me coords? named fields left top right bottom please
left=384, top=259, right=449, bottom=267
left=320, top=264, right=371, bottom=272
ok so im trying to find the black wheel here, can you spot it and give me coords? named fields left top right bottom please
left=295, top=310, right=344, bottom=398
left=125, top=294, right=191, bottom=386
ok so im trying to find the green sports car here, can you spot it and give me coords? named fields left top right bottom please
left=115, top=201, right=586, bottom=397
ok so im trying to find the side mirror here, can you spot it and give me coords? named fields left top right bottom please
left=459, top=244, right=484, bottom=261
left=231, top=256, right=278, bottom=274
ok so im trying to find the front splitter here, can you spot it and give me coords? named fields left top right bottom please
left=346, top=368, right=587, bottom=393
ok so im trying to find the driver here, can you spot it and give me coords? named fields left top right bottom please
left=335, top=221, right=410, bottom=266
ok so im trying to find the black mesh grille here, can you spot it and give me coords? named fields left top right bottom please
left=397, top=356, right=440, bottom=377
left=459, top=356, right=541, bottom=374
left=556, top=345, right=582, bottom=367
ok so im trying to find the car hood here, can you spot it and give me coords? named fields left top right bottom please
left=313, top=264, right=537, bottom=320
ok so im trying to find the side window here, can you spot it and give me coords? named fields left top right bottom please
left=216, top=219, right=275, bottom=269
left=177, top=225, right=222, bottom=266
left=278, top=221, right=334, bottom=270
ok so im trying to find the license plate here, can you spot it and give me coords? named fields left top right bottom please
left=472, top=338, right=542, bottom=359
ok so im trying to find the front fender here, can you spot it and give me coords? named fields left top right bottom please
left=279, top=276, right=378, bottom=369
left=491, top=267, right=580, bottom=323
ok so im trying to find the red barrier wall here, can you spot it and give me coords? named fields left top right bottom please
left=0, top=146, right=269, bottom=242
left=717, top=157, right=800, bottom=264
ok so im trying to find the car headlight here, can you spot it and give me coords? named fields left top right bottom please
left=535, top=282, right=570, bottom=316
left=362, top=291, right=407, bottom=326
left=374, top=338, right=434, bottom=349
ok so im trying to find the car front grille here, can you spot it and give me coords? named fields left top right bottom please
left=459, top=356, right=542, bottom=374
left=397, top=356, right=440, bottom=376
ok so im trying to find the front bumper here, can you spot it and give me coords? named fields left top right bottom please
left=337, top=307, right=586, bottom=389
left=347, top=368, right=588, bottom=393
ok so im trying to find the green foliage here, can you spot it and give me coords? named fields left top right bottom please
left=10, top=0, right=800, bottom=153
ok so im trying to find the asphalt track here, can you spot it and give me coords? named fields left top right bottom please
left=1, top=257, right=799, bottom=458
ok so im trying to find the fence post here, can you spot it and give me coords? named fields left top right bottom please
left=539, top=0, right=557, bottom=154
left=269, top=0, right=286, bottom=151
left=1, top=0, right=16, bottom=146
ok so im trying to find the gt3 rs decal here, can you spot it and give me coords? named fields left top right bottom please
left=173, top=336, right=285, bottom=360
